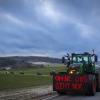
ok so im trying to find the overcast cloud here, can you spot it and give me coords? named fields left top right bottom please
left=0, top=0, right=100, bottom=57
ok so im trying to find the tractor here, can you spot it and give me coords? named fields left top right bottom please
left=53, top=52, right=100, bottom=95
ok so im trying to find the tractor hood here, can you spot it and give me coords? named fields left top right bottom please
left=68, top=63, right=83, bottom=74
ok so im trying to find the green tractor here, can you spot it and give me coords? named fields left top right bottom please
left=53, top=52, right=100, bottom=95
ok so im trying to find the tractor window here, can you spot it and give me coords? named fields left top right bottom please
left=91, top=56, right=95, bottom=62
left=72, top=56, right=83, bottom=63
left=77, top=57, right=82, bottom=62
left=72, top=56, right=89, bottom=63
left=72, top=57, right=77, bottom=62
left=83, top=56, right=88, bottom=62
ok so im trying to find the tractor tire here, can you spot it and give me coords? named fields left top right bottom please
left=88, top=75, right=96, bottom=96
left=96, top=73, right=100, bottom=92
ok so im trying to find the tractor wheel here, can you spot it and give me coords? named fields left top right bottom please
left=89, top=76, right=96, bottom=96
left=96, top=74, right=100, bottom=92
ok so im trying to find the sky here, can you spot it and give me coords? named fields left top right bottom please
left=0, top=0, right=100, bottom=57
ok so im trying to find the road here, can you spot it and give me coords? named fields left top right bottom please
left=41, top=92, right=100, bottom=100
left=0, top=85, right=100, bottom=100
left=0, top=85, right=53, bottom=100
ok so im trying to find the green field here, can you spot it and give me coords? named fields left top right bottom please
left=0, top=64, right=66, bottom=90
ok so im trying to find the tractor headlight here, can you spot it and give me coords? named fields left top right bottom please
left=69, top=69, right=76, bottom=74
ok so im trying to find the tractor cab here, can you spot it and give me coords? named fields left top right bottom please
left=62, top=52, right=98, bottom=74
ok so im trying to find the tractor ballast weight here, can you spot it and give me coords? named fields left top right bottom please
left=53, top=52, right=100, bottom=95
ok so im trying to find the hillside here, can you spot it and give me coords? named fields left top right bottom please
left=0, top=56, right=61, bottom=69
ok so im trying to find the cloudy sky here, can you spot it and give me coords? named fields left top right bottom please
left=0, top=0, right=100, bottom=57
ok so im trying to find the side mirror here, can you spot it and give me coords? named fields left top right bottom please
left=62, top=57, right=65, bottom=63
left=95, top=55, right=98, bottom=62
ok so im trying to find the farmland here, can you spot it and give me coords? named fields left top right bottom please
left=0, top=64, right=66, bottom=90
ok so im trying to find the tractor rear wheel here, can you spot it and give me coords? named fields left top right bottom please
left=89, top=76, right=96, bottom=96
left=96, top=73, right=100, bottom=92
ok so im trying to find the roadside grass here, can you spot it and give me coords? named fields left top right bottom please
left=0, top=74, right=52, bottom=90
left=0, top=65, right=66, bottom=90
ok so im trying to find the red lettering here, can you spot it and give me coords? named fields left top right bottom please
left=55, top=75, right=71, bottom=82
left=77, top=84, right=82, bottom=89
left=64, top=76, right=70, bottom=82
left=71, top=83, right=82, bottom=89
left=54, top=83, right=59, bottom=90
left=79, top=76, right=88, bottom=83
left=59, top=83, right=63, bottom=89
left=54, top=82, right=83, bottom=90
left=54, top=75, right=88, bottom=91
left=60, top=76, right=64, bottom=81
left=55, top=82, right=65, bottom=90
left=65, top=83, right=70, bottom=88
left=55, top=76, right=61, bottom=81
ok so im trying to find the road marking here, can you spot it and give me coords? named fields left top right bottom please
left=41, top=95, right=58, bottom=100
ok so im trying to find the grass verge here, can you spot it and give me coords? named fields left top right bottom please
left=0, top=65, right=66, bottom=90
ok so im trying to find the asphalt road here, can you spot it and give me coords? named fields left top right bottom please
left=43, top=92, right=100, bottom=100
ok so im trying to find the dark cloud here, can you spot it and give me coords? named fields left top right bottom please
left=0, top=0, right=100, bottom=57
